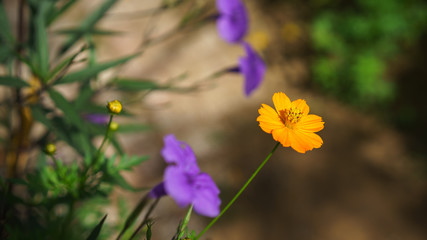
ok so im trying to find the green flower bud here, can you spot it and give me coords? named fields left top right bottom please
left=44, top=143, right=56, bottom=155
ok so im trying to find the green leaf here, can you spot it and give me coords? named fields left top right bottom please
left=48, top=89, right=85, bottom=130
left=59, top=0, right=120, bottom=54
left=55, top=53, right=140, bottom=84
left=117, top=194, right=149, bottom=239
left=86, top=214, right=108, bottom=240
left=178, top=205, right=193, bottom=239
left=55, top=28, right=123, bottom=36
left=110, top=137, right=124, bottom=155
left=104, top=171, right=137, bottom=191
left=116, top=124, right=151, bottom=133
left=0, top=76, right=29, bottom=88
left=74, top=84, right=95, bottom=110
left=72, top=132, right=94, bottom=160
left=114, top=78, right=161, bottom=91
left=47, top=0, right=78, bottom=26
left=31, top=106, right=54, bottom=130
left=0, top=2, right=14, bottom=46
left=146, top=221, right=153, bottom=240
left=34, top=1, right=51, bottom=81
left=48, top=45, right=87, bottom=81
left=0, top=45, right=12, bottom=63
left=118, top=155, right=149, bottom=171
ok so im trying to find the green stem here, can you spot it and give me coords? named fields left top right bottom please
left=97, top=114, right=114, bottom=156
left=176, top=204, right=193, bottom=240
left=195, top=142, right=281, bottom=240
left=79, top=114, right=113, bottom=192
left=49, top=154, right=60, bottom=169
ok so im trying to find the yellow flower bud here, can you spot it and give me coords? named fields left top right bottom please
left=45, top=143, right=56, bottom=155
left=109, top=121, right=119, bottom=131
left=107, top=100, right=122, bottom=114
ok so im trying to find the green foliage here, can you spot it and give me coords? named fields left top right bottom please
left=310, top=0, right=427, bottom=108
left=0, top=76, right=30, bottom=88
left=86, top=215, right=108, bottom=240
left=0, top=0, right=212, bottom=239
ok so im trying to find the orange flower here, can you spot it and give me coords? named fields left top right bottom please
left=257, top=92, right=324, bottom=153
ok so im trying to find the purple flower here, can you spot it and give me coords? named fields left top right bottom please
left=83, top=114, right=109, bottom=125
left=161, top=134, right=200, bottom=174
left=216, top=0, right=248, bottom=43
left=239, top=42, right=266, bottom=96
left=150, top=134, right=221, bottom=217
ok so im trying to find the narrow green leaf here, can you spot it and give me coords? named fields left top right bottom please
left=0, top=45, right=12, bottom=63
left=0, top=76, right=29, bottom=88
left=74, top=83, right=95, bottom=110
left=31, top=106, right=53, bottom=129
left=117, top=194, right=149, bottom=239
left=55, top=53, right=140, bottom=84
left=48, top=89, right=85, bottom=130
left=105, top=171, right=137, bottom=191
left=47, top=0, right=78, bottom=26
left=178, top=205, right=193, bottom=239
left=48, top=45, right=87, bottom=81
left=55, top=28, right=123, bottom=36
left=0, top=2, right=15, bottom=46
left=146, top=221, right=153, bottom=240
left=86, top=214, right=108, bottom=240
left=116, top=124, right=151, bottom=133
left=74, top=132, right=94, bottom=160
left=107, top=154, right=117, bottom=170
left=60, top=0, right=119, bottom=54
left=114, top=78, right=161, bottom=91
left=118, top=155, right=149, bottom=171
left=35, top=1, right=51, bottom=81
left=110, top=137, right=124, bottom=155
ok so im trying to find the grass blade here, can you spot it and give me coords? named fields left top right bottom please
left=55, top=53, right=140, bottom=85
left=0, top=76, right=29, bottom=88
left=48, top=89, right=84, bottom=130
left=59, top=0, right=119, bottom=54
left=86, top=214, right=108, bottom=240
left=0, top=1, right=15, bottom=46
left=114, top=78, right=162, bottom=91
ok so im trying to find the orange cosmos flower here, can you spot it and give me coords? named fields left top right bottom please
left=257, top=92, right=324, bottom=153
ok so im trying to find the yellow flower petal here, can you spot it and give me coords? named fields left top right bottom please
left=288, top=130, right=309, bottom=153
left=296, top=114, right=324, bottom=132
left=273, top=92, right=291, bottom=113
left=295, top=129, right=323, bottom=148
left=272, top=127, right=291, bottom=147
left=257, top=104, right=284, bottom=133
left=291, top=99, right=309, bottom=116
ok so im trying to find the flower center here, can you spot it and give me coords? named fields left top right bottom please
left=280, top=107, right=303, bottom=128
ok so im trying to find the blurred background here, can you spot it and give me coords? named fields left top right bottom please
left=5, top=0, right=427, bottom=239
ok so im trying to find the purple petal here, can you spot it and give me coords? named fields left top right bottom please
left=192, top=173, right=221, bottom=217
left=216, top=0, right=248, bottom=43
left=164, top=166, right=196, bottom=208
left=83, top=114, right=109, bottom=125
left=161, top=134, right=200, bottom=173
left=149, top=182, right=167, bottom=199
left=239, top=42, right=266, bottom=96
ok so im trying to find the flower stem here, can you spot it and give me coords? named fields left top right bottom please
left=195, top=142, right=281, bottom=240
left=97, top=114, right=114, bottom=155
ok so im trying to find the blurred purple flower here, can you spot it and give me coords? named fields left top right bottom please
left=83, top=114, right=109, bottom=125
left=238, top=42, right=266, bottom=96
left=161, top=134, right=200, bottom=174
left=149, top=134, right=221, bottom=217
left=216, top=0, right=248, bottom=43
